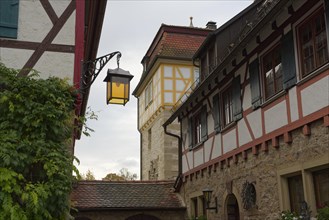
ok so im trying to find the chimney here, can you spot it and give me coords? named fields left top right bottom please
left=206, top=21, right=217, bottom=30
left=189, top=17, right=194, bottom=27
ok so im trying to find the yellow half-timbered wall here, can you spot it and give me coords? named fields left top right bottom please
left=139, top=63, right=198, bottom=131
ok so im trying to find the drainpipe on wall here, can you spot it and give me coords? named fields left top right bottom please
left=137, top=98, right=143, bottom=180
left=163, top=122, right=182, bottom=192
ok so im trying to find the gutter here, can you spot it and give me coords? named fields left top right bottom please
left=163, top=122, right=182, bottom=192
left=164, top=0, right=287, bottom=127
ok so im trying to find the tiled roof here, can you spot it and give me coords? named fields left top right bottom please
left=158, top=32, right=206, bottom=59
left=71, top=180, right=185, bottom=210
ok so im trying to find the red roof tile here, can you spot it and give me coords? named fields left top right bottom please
left=71, top=180, right=185, bottom=210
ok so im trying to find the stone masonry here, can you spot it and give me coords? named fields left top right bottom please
left=180, top=119, right=329, bottom=220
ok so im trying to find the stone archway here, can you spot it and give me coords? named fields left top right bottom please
left=126, top=214, right=160, bottom=220
left=226, top=193, right=240, bottom=220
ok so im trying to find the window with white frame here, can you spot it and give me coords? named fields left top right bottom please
left=188, top=106, right=207, bottom=148
left=261, top=44, right=283, bottom=100
left=297, top=8, right=328, bottom=78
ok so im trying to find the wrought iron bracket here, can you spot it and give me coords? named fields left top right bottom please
left=80, top=51, right=121, bottom=94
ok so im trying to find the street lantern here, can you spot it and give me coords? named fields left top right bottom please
left=80, top=51, right=133, bottom=106
left=202, top=188, right=218, bottom=213
left=104, top=67, right=133, bottom=106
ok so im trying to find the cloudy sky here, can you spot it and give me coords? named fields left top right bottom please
left=74, top=0, right=253, bottom=180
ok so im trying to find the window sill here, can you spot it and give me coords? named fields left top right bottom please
left=220, top=121, right=236, bottom=133
left=297, top=63, right=329, bottom=87
left=190, top=139, right=207, bottom=151
left=261, top=90, right=286, bottom=109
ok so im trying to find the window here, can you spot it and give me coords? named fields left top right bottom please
left=191, top=196, right=206, bottom=219
left=288, top=175, right=305, bottom=213
left=298, top=8, right=328, bottom=77
left=212, top=76, right=242, bottom=131
left=193, top=112, right=202, bottom=145
left=313, top=168, right=329, bottom=208
left=262, top=44, right=283, bottom=99
left=222, top=86, right=233, bottom=126
left=0, top=0, right=19, bottom=38
left=145, top=81, right=153, bottom=108
left=188, top=106, right=207, bottom=148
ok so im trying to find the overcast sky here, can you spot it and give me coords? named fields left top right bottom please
left=74, top=0, right=253, bottom=180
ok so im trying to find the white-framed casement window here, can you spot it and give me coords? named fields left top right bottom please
left=212, top=76, right=242, bottom=132
left=145, top=81, right=153, bottom=109
left=297, top=7, right=328, bottom=78
left=261, top=44, right=283, bottom=100
left=188, top=105, right=208, bottom=149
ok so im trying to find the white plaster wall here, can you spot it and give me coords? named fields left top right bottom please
left=164, top=79, right=173, bottom=90
left=238, top=119, right=252, bottom=146
left=179, top=67, right=191, bottom=78
left=223, top=129, right=237, bottom=154
left=246, top=108, right=262, bottom=139
left=18, top=0, right=51, bottom=42
left=187, top=151, right=193, bottom=169
left=243, top=84, right=252, bottom=110
left=164, top=66, right=173, bottom=77
left=34, top=52, right=74, bottom=83
left=204, top=138, right=212, bottom=163
left=0, top=48, right=33, bottom=70
left=182, top=155, right=188, bottom=173
left=301, top=76, right=329, bottom=117
left=264, top=100, right=288, bottom=133
left=212, top=135, right=222, bottom=159
left=53, top=11, right=75, bottom=45
left=289, top=87, right=299, bottom=122
left=164, top=92, right=173, bottom=103
left=49, top=0, right=69, bottom=16
left=194, top=148, right=203, bottom=167
left=176, top=80, right=185, bottom=92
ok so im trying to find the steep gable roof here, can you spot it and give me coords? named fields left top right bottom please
left=71, top=180, right=185, bottom=210
left=133, top=24, right=212, bottom=96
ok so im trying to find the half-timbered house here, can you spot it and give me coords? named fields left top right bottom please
left=133, top=23, right=214, bottom=181
left=164, top=0, right=329, bottom=219
left=0, top=0, right=106, bottom=147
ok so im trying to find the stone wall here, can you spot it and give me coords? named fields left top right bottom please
left=141, top=110, right=179, bottom=180
left=180, top=119, right=329, bottom=220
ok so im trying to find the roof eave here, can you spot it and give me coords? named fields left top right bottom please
left=165, top=0, right=289, bottom=126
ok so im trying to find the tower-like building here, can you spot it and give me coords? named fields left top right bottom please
left=133, top=22, right=214, bottom=180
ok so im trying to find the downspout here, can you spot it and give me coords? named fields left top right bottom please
left=137, top=98, right=143, bottom=180
left=163, top=121, right=182, bottom=192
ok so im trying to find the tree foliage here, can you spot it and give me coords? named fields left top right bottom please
left=102, top=168, right=137, bottom=181
left=0, top=64, right=78, bottom=219
left=79, top=169, right=96, bottom=180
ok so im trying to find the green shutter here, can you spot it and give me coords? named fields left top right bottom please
left=249, top=58, right=262, bottom=109
left=201, top=105, right=208, bottom=142
left=281, top=31, right=297, bottom=90
left=213, top=94, right=221, bottom=132
left=232, top=75, right=242, bottom=121
left=0, top=0, right=19, bottom=38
